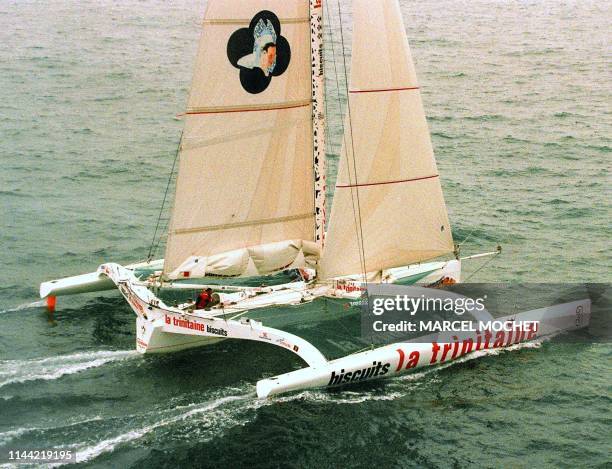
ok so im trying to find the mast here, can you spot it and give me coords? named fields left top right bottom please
left=163, top=1, right=320, bottom=280
left=319, top=0, right=454, bottom=280
left=310, top=0, right=326, bottom=247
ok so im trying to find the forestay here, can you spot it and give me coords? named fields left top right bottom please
left=164, top=1, right=319, bottom=279
left=319, top=0, right=454, bottom=280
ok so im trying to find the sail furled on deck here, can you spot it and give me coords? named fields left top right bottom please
left=319, top=0, right=454, bottom=280
left=164, top=1, right=319, bottom=280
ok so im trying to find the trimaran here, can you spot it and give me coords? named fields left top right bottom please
left=40, top=0, right=587, bottom=397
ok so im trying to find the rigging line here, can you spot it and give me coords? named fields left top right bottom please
left=456, top=171, right=487, bottom=250
left=325, top=2, right=357, bottom=211
left=324, top=0, right=363, bottom=279
left=457, top=227, right=477, bottom=248
left=302, top=296, right=362, bottom=344
left=336, top=1, right=368, bottom=281
left=149, top=199, right=171, bottom=260
left=322, top=4, right=342, bottom=188
left=454, top=171, right=485, bottom=250
left=335, top=0, right=370, bottom=294
left=335, top=0, right=374, bottom=347
left=151, top=206, right=176, bottom=256
left=330, top=0, right=368, bottom=284
left=322, top=297, right=372, bottom=343
left=147, top=131, right=183, bottom=261
left=463, top=251, right=500, bottom=282
left=150, top=214, right=170, bottom=259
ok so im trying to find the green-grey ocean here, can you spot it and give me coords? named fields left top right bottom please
left=0, top=0, right=610, bottom=467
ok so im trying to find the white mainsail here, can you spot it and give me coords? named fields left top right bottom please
left=319, top=0, right=454, bottom=280
left=164, top=1, right=321, bottom=279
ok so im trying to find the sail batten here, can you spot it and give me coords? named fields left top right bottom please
left=172, top=213, right=315, bottom=235
left=203, top=17, right=310, bottom=26
left=319, top=0, right=454, bottom=280
left=186, top=99, right=311, bottom=115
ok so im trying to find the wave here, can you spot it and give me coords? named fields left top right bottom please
left=502, top=136, right=531, bottom=144
left=0, top=300, right=46, bottom=315
left=453, top=226, right=499, bottom=243
left=262, top=388, right=405, bottom=407
left=463, top=114, right=504, bottom=121
left=0, top=190, right=32, bottom=198
left=431, top=131, right=455, bottom=140
left=0, top=427, right=30, bottom=446
left=486, top=166, right=554, bottom=178
left=0, top=416, right=104, bottom=446
left=1, top=340, right=549, bottom=465
left=0, top=390, right=253, bottom=465
left=0, top=351, right=137, bottom=388
left=553, top=111, right=584, bottom=119
left=555, top=206, right=593, bottom=219
left=73, top=393, right=251, bottom=464
left=584, top=144, right=610, bottom=152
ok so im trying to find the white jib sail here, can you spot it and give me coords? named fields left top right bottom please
left=319, top=0, right=454, bottom=280
left=164, top=1, right=320, bottom=280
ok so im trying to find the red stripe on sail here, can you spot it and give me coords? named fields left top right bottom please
left=336, top=174, right=439, bottom=189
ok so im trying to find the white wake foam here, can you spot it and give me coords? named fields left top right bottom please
left=0, top=427, right=30, bottom=446
left=2, top=339, right=550, bottom=465
left=0, top=300, right=46, bottom=315
left=0, top=416, right=104, bottom=446
left=74, top=393, right=249, bottom=463
left=0, top=351, right=137, bottom=388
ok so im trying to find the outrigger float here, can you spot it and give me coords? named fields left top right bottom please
left=40, top=0, right=589, bottom=397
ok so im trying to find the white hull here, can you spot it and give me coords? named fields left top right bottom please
left=257, top=297, right=590, bottom=397
left=136, top=315, right=224, bottom=354
left=40, top=259, right=163, bottom=299
left=40, top=270, right=115, bottom=299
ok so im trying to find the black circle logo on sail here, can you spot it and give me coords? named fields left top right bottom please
left=227, top=11, right=291, bottom=94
